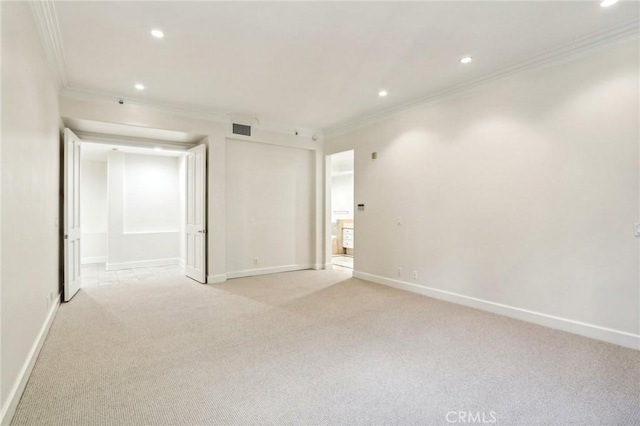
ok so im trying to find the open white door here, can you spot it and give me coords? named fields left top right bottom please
left=63, top=128, right=82, bottom=301
left=185, top=144, right=207, bottom=283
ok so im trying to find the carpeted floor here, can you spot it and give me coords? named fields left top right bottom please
left=11, top=270, right=640, bottom=425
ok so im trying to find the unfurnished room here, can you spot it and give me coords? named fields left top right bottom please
left=1, top=1, right=639, bottom=425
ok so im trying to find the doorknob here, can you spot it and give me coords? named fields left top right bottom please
left=198, top=230, right=207, bottom=234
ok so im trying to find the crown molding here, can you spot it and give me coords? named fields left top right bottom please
left=324, top=19, right=640, bottom=138
left=60, top=85, right=231, bottom=123
left=29, top=0, right=68, bottom=89
left=60, top=86, right=321, bottom=138
left=29, top=1, right=635, bottom=141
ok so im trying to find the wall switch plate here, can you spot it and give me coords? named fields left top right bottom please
left=253, top=257, right=258, bottom=265
left=635, top=223, right=640, bottom=237
left=412, top=270, right=418, bottom=280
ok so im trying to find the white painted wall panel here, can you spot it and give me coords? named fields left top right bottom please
left=226, top=139, right=314, bottom=275
left=123, top=154, right=180, bottom=233
left=80, top=159, right=107, bottom=261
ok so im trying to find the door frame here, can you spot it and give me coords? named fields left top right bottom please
left=325, top=149, right=355, bottom=271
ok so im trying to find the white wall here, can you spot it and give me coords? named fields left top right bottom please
left=1, top=2, right=61, bottom=422
left=107, top=151, right=181, bottom=269
left=226, top=139, right=315, bottom=276
left=80, top=159, right=107, bottom=262
left=331, top=173, right=354, bottom=222
left=326, top=38, right=640, bottom=347
left=123, top=154, right=180, bottom=233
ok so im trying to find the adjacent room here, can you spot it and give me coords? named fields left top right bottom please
left=80, top=142, right=187, bottom=285
left=2, top=1, right=639, bottom=425
left=329, top=150, right=355, bottom=271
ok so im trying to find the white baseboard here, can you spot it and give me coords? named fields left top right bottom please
left=177, top=258, right=186, bottom=269
left=207, top=273, right=227, bottom=284
left=105, top=258, right=181, bottom=271
left=353, top=271, right=640, bottom=351
left=226, top=264, right=313, bottom=280
left=1, top=294, right=60, bottom=425
left=81, top=256, right=106, bottom=264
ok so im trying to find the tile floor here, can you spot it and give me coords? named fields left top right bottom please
left=332, top=255, right=353, bottom=270
left=81, top=263, right=185, bottom=287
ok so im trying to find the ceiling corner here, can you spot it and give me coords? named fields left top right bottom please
left=29, top=0, right=69, bottom=90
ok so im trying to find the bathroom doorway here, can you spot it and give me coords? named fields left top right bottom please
left=329, top=150, right=354, bottom=271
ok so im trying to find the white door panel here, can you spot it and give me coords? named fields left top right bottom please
left=185, top=144, right=207, bottom=283
left=64, top=128, right=82, bottom=301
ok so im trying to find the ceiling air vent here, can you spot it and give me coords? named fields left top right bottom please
left=232, top=123, right=251, bottom=137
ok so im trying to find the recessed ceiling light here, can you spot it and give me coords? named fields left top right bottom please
left=600, top=0, right=618, bottom=7
left=378, top=90, right=388, bottom=97
left=135, top=83, right=145, bottom=90
left=151, top=29, right=164, bottom=38
left=460, top=56, right=473, bottom=64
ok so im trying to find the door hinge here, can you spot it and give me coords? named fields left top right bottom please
left=64, top=234, right=68, bottom=240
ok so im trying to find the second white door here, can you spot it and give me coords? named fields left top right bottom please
left=185, top=144, right=207, bottom=283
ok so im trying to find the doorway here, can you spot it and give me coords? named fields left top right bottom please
left=79, top=141, right=187, bottom=287
left=62, top=127, right=207, bottom=301
left=328, top=150, right=354, bottom=271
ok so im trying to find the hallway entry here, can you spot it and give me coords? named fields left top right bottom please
left=328, top=150, right=354, bottom=271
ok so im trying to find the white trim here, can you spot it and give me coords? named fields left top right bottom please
left=226, top=264, right=313, bottom=279
left=207, top=274, right=227, bottom=284
left=121, top=230, right=180, bottom=235
left=81, top=256, right=106, bottom=264
left=28, top=1, right=68, bottom=89
left=178, top=258, right=186, bottom=269
left=325, top=20, right=640, bottom=137
left=0, top=294, right=60, bottom=426
left=60, top=87, right=323, bottom=140
left=353, top=271, right=640, bottom=351
left=105, top=258, right=181, bottom=271
left=61, top=86, right=229, bottom=123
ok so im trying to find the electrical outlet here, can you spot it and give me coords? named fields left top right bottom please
left=397, top=267, right=402, bottom=277
left=635, top=222, right=640, bottom=237
left=412, top=270, right=418, bottom=280
left=50, top=291, right=54, bottom=301
left=253, top=257, right=258, bottom=265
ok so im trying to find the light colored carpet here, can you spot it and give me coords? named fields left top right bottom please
left=12, top=270, right=640, bottom=425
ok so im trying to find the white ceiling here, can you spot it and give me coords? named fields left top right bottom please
left=53, top=1, right=639, bottom=130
